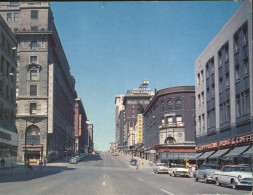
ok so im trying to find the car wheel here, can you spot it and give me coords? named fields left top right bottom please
left=204, top=177, right=208, bottom=184
left=216, top=178, right=220, bottom=186
left=173, top=172, right=176, bottom=177
left=195, top=176, right=198, bottom=182
left=232, top=180, right=238, bottom=190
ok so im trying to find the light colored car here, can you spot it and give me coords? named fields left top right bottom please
left=130, top=159, right=137, bottom=166
left=195, top=163, right=221, bottom=183
left=69, top=157, right=78, bottom=164
left=169, top=164, right=190, bottom=177
left=75, top=156, right=81, bottom=162
left=213, top=165, right=253, bottom=189
left=153, top=163, right=169, bottom=174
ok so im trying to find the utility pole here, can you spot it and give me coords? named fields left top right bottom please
left=173, top=128, right=175, bottom=166
left=166, top=128, right=168, bottom=165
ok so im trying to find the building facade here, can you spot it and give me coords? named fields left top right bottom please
left=0, top=2, right=76, bottom=163
left=195, top=1, right=252, bottom=165
left=143, top=86, right=196, bottom=163
left=86, top=121, right=94, bottom=153
left=74, top=97, right=88, bottom=154
left=122, top=80, right=155, bottom=153
left=0, top=15, right=18, bottom=168
left=115, top=95, right=124, bottom=150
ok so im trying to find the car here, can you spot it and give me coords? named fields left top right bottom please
left=168, top=164, right=190, bottom=177
left=213, top=165, right=253, bottom=189
left=195, top=163, right=221, bottom=183
left=75, top=156, right=81, bottom=162
left=69, top=157, right=78, bottom=164
left=130, top=159, right=137, bottom=166
left=153, top=163, right=169, bottom=174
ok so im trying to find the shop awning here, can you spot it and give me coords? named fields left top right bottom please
left=197, top=151, right=215, bottom=160
left=223, top=145, right=250, bottom=158
left=208, top=148, right=230, bottom=159
left=240, top=147, right=253, bottom=158
left=188, top=153, right=203, bottom=160
left=161, top=152, right=196, bottom=160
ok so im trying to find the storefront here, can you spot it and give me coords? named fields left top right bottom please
left=22, top=145, right=43, bottom=164
left=208, top=148, right=230, bottom=164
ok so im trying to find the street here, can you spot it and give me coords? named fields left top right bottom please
left=0, top=153, right=251, bottom=195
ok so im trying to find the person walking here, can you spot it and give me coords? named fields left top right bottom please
left=1, top=158, right=5, bottom=169
left=136, top=161, right=139, bottom=172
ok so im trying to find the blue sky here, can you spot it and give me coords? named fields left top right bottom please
left=50, top=1, right=241, bottom=151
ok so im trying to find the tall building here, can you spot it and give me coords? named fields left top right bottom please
left=74, top=97, right=88, bottom=154
left=0, top=15, right=18, bottom=168
left=115, top=95, right=124, bottom=150
left=195, top=1, right=252, bottom=165
left=143, top=86, right=196, bottom=163
left=0, top=2, right=76, bottom=162
left=86, top=121, right=94, bottom=153
left=123, top=80, right=155, bottom=153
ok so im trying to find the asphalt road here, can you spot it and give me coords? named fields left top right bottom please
left=0, top=153, right=252, bottom=195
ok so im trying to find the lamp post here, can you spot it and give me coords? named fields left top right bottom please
left=165, top=127, right=168, bottom=165
left=173, top=128, right=175, bottom=166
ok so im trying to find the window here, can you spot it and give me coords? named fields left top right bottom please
left=197, top=73, right=200, bottom=85
left=30, top=70, right=38, bottom=80
left=168, top=100, right=172, bottom=110
left=161, top=101, right=165, bottom=112
left=207, top=111, right=210, bottom=128
left=201, top=92, right=204, bottom=105
left=226, top=100, right=230, bottom=122
left=7, top=13, right=12, bottom=21
left=168, top=117, right=173, bottom=124
left=225, top=44, right=229, bottom=61
left=0, top=80, right=2, bottom=94
left=234, top=34, right=239, bottom=53
left=206, top=88, right=209, bottom=102
left=220, top=103, right=224, bottom=124
left=245, top=90, right=250, bottom=115
left=6, top=85, right=9, bottom=98
left=244, top=58, right=249, bottom=76
left=198, top=94, right=201, bottom=106
left=211, top=60, right=214, bottom=74
left=219, top=78, right=223, bottom=94
left=225, top=73, right=230, bottom=88
left=0, top=56, right=3, bottom=73
left=31, top=10, right=38, bottom=19
left=31, top=26, right=38, bottom=31
left=16, top=87, right=19, bottom=97
left=176, top=116, right=182, bottom=124
left=176, top=99, right=182, bottom=110
left=161, top=118, right=165, bottom=124
left=30, top=56, right=37, bottom=63
left=212, top=84, right=215, bottom=98
left=243, top=25, right=248, bottom=45
left=218, top=52, right=222, bottom=67
left=198, top=116, right=201, bottom=131
left=206, top=64, right=209, bottom=78
left=31, top=41, right=38, bottom=50
left=26, top=126, right=40, bottom=145
left=14, top=13, right=19, bottom=21
left=202, top=114, right=205, bottom=130
left=235, top=65, right=240, bottom=81
left=30, top=85, right=37, bottom=96
left=201, top=70, right=204, bottom=81
left=236, top=94, right=241, bottom=118
left=30, top=103, right=37, bottom=114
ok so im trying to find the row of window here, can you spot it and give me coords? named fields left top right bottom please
left=7, top=13, right=19, bottom=22
left=0, top=103, right=14, bottom=124
left=0, top=33, right=16, bottom=57
left=0, top=81, right=15, bottom=103
left=161, top=99, right=182, bottom=112
left=161, top=115, right=183, bottom=125
left=0, top=55, right=15, bottom=81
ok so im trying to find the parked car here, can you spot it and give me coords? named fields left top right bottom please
left=195, top=163, right=221, bottom=183
left=153, top=163, right=169, bottom=174
left=169, top=164, right=190, bottom=177
left=75, top=156, right=81, bottom=162
left=130, top=159, right=137, bottom=166
left=69, top=157, right=78, bottom=164
left=213, top=165, right=253, bottom=189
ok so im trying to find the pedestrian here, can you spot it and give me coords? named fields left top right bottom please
left=1, top=158, right=5, bottom=169
left=43, top=158, right=47, bottom=167
left=136, top=162, right=139, bottom=172
left=27, top=162, right=33, bottom=170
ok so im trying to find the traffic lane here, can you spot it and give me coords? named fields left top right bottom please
left=136, top=170, right=252, bottom=195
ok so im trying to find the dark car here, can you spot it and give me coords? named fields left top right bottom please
left=130, top=159, right=137, bottom=166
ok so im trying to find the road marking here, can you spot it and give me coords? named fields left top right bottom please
left=40, top=186, right=49, bottom=190
left=138, top=178, right=143, bottom=182
left=160, top=189, right=174, bottom=195
left=104, top=175, right=105, bottom=178
left=102, top=181, right=106, bottom=186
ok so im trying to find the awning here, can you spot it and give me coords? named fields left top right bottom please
left=161, top=152, right=196, bottom=160
left=223, top=145, right=250, bottom=158
left=240, top=147, right=253, bottom=158
left=208, top=148, right=230, bottom=159
left=188, top=153, right=203, bottom=160
left=197, top=151, right=215, bottom=160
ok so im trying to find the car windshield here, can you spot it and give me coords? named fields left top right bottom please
left=173, top=164, right=185, bottom=168
left=157, top=163, right=167, bottom=167
left=230, top=167, right=252, bottom=172
left=206, top=165, right=220, bottom=170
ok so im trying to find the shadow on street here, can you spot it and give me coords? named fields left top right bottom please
left=0, top=166, right=76, bottom=183
left=80, top=154, right=103, bottom=162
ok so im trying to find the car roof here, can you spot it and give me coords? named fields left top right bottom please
left=222, top=165, right=250, bottom=168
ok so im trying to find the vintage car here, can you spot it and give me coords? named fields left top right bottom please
left=130, top=159, right=137, bottom=166
left=195, top=163, right=221, bottom=183
left=153, top=163, right=169, bottom=174
left=169, top=164, right=190, bottom=177
left=213, top=165, right=253, bottom=189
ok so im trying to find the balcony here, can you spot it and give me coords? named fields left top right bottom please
left=159, top=123, right=184, bottom=130
left=14, top=28, right=52, bottom=35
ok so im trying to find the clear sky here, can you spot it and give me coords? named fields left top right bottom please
left=50, top=1, right=241, bottom=151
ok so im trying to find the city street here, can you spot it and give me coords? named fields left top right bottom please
left=0, top=153, right=251, bottom=195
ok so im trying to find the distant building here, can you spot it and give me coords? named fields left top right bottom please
left=0, top=15, right=18, bottom=168
left=195, top=1, right=252, bottom=165
left=74, top=98, right=88, bottom=154
left=143, top=86, right=196, bottom=163
left=0, top=2, right=76, bottom=162
left=86, top=121, right=94, bottom=153
left=115, top=95, right=124, bottom=150
left=123, top=80, right=155, bottom=155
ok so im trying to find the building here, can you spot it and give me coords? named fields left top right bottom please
left=195, top=1, right=252, bottom=165
left=86, top=120, right=94, bottom=153
left=0, top=2, right=76, bottom=163
left=115, top=95, right=124, bottom=150
left=143, top=86, right=196, bottom=163
left=74, top=98, right=88, bottom=154
left=0, top=15, right=18, bottom=168
left=123, top=80, right=155, bottom=155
